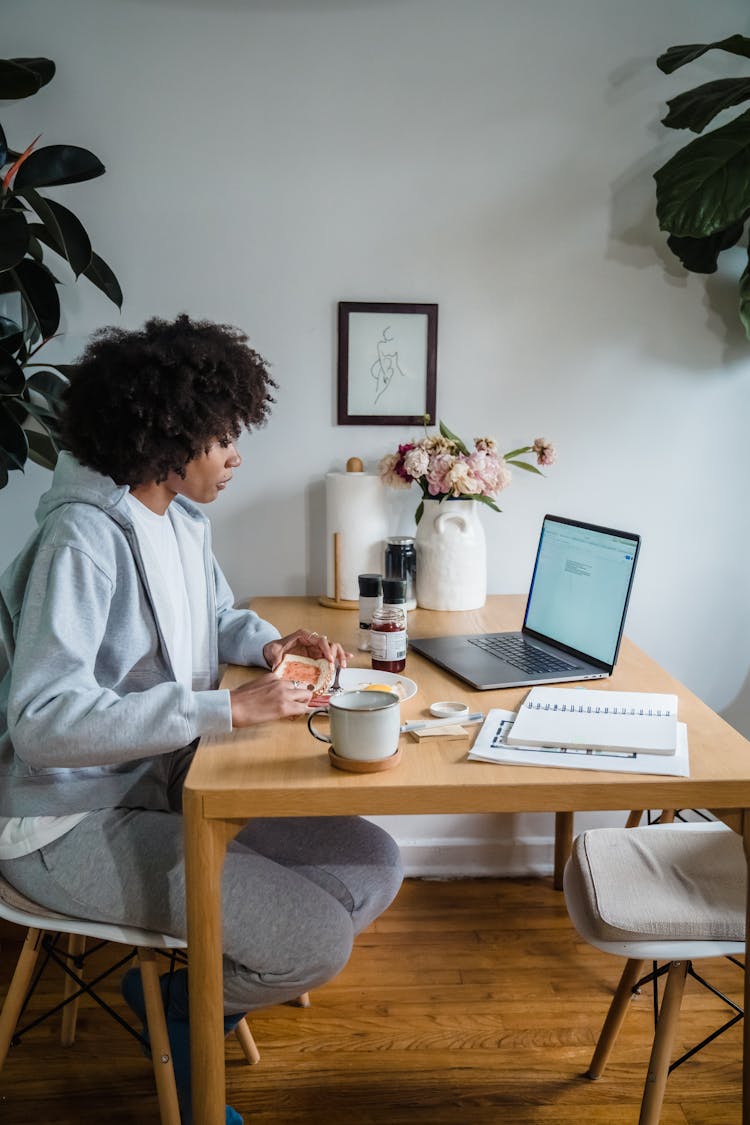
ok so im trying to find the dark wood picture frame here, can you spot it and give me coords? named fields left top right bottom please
left=337, top=301, right=437, bottom=426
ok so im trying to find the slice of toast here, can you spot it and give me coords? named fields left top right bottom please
left=275, top=653, right=334, bottom=693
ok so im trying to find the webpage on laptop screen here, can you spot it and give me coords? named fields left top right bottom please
left=524, top=520, right=637, bottom=665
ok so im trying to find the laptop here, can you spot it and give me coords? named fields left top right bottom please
left=408, top=514, right=641, bottom=690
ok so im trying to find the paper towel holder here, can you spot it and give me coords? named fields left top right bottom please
left=319, top=457, right=369, bottom=610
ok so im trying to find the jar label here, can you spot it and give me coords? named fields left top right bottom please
left=370, top=629, right=407, bottom=661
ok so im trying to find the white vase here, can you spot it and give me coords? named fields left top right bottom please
left=415, top=498, right=487, bottom=610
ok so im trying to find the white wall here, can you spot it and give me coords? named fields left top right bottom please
left=4, top=0, right=749, bottom=874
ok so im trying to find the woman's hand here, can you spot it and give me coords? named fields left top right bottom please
left=229, top=672, right=313, bottom=728
left=263, top=629, right=351, bottom=674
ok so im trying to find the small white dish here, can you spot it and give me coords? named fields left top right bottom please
left=430, top=700, right=470, bottom=720
left=338, top=668, right=418, bottom=702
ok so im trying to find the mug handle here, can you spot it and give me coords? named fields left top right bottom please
left=307, top=709, right=332, bottom=744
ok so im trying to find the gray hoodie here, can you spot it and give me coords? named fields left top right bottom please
left=0, top=453, right=280, bottom=816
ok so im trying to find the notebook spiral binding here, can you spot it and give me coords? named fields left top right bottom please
left=527, top=701, right=675, bottom=717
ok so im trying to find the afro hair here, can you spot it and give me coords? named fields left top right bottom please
left=61, top=314, right=277, bottom=485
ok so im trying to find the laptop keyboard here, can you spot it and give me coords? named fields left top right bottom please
left=468, top=634, right=577, bottom=675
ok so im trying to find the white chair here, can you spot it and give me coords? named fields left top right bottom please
left=564, top=821, right=745, bottom=1125
left=0, top=874, right=260, bottom=1124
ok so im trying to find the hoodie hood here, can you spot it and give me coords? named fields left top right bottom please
left=35, top=452, right=131, bottom=525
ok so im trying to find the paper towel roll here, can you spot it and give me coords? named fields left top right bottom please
left=325, top=470, right=391, bottom=602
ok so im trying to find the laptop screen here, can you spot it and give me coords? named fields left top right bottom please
left=523, top=516, right=640, bottom=667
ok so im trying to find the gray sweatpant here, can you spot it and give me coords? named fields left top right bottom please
left=0, top=753, right=403, bottom=1015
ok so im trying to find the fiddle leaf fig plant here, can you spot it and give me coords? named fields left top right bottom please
left=654, top=35, right=750, bottom=339
left=0, top=56, right=122, bottom=489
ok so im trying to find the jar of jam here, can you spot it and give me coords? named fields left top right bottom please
left=370, top=578, right=407, bottom=672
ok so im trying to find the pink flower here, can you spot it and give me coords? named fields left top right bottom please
left=403, top=446, right=429, bottom=479
left=426, top=451, right=455, bottom=496
left=532, top=438, right=556, bottom=467
left=467, top=450, right=511, bottom=495
left=378, top=452, right=412, bottom=489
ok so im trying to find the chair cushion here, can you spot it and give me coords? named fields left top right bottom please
left=569, top=825, right=746, bottom=942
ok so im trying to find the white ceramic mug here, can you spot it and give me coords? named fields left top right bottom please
left=307, top=690, right=401, bottom=761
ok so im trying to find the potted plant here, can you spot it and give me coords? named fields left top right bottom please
left=0, top=55, right=122, bottom=489
left=654, top=35, right=750, bottom=338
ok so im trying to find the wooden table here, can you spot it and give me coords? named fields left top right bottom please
left=184, top=595, right=750, bottom=1124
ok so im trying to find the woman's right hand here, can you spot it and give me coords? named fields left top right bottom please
left=229, top=672, right=313, bottom=728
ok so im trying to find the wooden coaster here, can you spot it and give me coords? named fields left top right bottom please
left=328, top=747, right=402, bottom=773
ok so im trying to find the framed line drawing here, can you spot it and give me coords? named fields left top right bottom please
left=337, top=301, right=438, bottom=425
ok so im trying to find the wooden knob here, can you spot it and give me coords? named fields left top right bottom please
left=346, top=457, right=364, bottom=473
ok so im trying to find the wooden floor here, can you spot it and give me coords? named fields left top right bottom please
left=0, top=877, right=743, bottom=1124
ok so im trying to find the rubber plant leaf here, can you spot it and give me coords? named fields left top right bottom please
left=0, top=347, right=26, bottom=396
left=657, top=36, right=750, bottom=75
left=739, top=249, right=750, bottom=340
left=25, top=368, right=69, bottom=402
left=25, top=428, right=58, bottom=471
left=0, top=123, right=6, bottom=167
left=666, top=216, right=747, bottom=273
left=0, top=401, right=29, bottom=470
left=0, top=208, right=29, bottom=270
left=2, top=134, right=41, bottom=190
left=19, top=188, right=92, bottom=277
left=9, top=57, right=55, bottom=88
left=654, top=108, right=750, bottom=237
left=0, top=316, right=24, bottom=356
left=663, top=78, right=750, bottom=134
left=0, top=58, right=43, bottom=99
left=12, top=259, right=61, bottom=340
left=14, top=145, right=105, bottom=190
left=82, top=251, right=123, bottom=309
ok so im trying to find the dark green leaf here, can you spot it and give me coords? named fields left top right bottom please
left=655, top=108, right=750, bottom=237
left=0, top=317, right=23, bottom=355
left=473, top=494, right=502, bottom=513
left=40, top=362, right=77, bottom=378
left=415, top=499, right=424, bottom=525
left=667, top=216, right=747, bottom=273
left=0, top=402, right=29, bottom=469
left=9, top=57, right=55, bottom=88
left=0, top=122, right=6, bottom=167
left=19, top=188, right=92, bottom=277
left=14, top=145, right=105, bottom=190
left=0, top=454, right=8, bottom=488
left=26, top=368, right=69, bottom=402
left=12, top=259, right=60, bottom=339
left=25, top=427, right=59, bottom=470
left=438, top=421, right=470, bottom=455
left=739, top=249, right=750, bottom=341
left=0, top=348, right=25, bottom=396
left=0, top=58, right=43, bottom=99
left=82, top=251, right=123, bottom=309
left=663, top=78, right=750, bottom=134
left=0, top=208, right=28, bottom=270
left=28, top=221, right=64, bottom=258
left=657, top=36, right=750, bottom=74
left=26, top=232, right=44, bottom=262
left=20, top=395, right=60, bottom=428
left=506, top=459, right=543, bottom=475
left=502, top=446, right=531, bottom=460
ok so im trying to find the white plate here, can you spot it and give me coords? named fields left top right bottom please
left=338, top=668, right=418, bottom=702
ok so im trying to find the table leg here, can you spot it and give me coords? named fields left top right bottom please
left=553, top=811, right=574, bottom=890
left=743, top=811, right=750, bottom=1125
left=183, top=790, right=239, bottom=1125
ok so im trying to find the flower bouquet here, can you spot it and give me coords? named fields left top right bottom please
left=379, top=420, right=556, bottom=524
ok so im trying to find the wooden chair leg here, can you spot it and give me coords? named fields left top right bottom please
left=638, top=960, right=688, bottom=1125
left=234, top=1016, right=260, bottom=1065
left=0, top=927, right=44, bottom=1071
left=625, top=810, right=644, bottom=828
left=588, top=957, right=646, bottom=1079
left=554, top=811, right=574, bottom=890
left=138, top=948, right=181, bottom=1125
left=658, top=809, right=677, bottom=824
left=289, top=991, right=311, bottom=1008
left=60, top=932, right=86, bottom=1046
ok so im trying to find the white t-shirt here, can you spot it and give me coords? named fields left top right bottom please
left=0, top=494, right=209, bottom=859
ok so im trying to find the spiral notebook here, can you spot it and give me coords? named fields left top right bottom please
left=506, top=686, right=679, bottom=755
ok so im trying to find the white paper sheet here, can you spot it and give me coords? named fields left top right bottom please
left=468, top=709, right=690, bottom=776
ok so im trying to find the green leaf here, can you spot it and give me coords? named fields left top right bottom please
left=0, top=58, right=43, bottom=99
left=663, top=78, right=750, bottom=134
left=26, top=368, right=69, bottom=402
left=20, top=395, right=60, bottom=428
left=0, top=208, right=28, bottom=270
left=0, top=401, right=29, bottom=469
left=82, top=251, right=123, bottom=309
left=667, top=216, right=747, bottom=273
left=502, top=446, right=531, bottom=460
left=12, top=259, right=60, bottom=339
left=0, top=348, right=25, bottom=396
left=14, top=145, right=105, bottom=190
left=26, top=361, right=78, bottom=378
left=506, top=459, right=543, bottom=475
left=657, top=36, right=750, bottom=75
left=739, top=249, right=750, bottom=341
left=0, top=317, right=23, bottom=355
left=655, top=108, right=750, bottom=237
left=473, top=494, right=502, bottom=514
left=415, top=499, right=424, bottom=525
left=19, top=188, right=92, bottom=277
left=25, top=427, right=59, bottom=470
left=0, top=122, right=6, bottom=167
left=438, top=421, right=470, bottom=455
left=9, top=57, right=55, bottom=88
